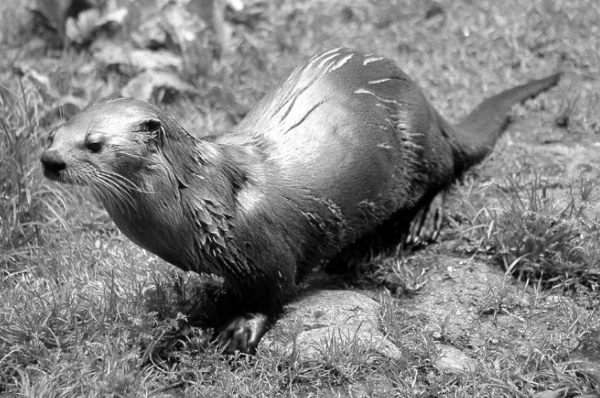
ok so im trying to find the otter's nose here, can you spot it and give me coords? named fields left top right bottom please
left=41, top=150, right=67, bottom=179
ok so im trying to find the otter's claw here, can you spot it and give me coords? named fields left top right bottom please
left=218, top=313, right=270, bottom=355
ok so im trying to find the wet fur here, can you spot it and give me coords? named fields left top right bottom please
left=41, top=48, right=559, bottom=352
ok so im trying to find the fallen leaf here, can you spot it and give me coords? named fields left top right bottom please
left=120, top=70, right=196, bottom=102
left=93, top=41, right=183, bottom=72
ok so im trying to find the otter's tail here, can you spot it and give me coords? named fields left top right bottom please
left=454, top=73, right=560, bottom=164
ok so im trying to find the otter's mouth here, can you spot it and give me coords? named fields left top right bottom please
left=42, top=168, right=65, bottom=182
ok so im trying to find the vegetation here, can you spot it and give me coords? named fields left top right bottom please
left=1, top=0, right=599, bottom=396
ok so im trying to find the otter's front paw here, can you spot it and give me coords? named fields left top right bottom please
left=218, top=313, right=270, bottom=355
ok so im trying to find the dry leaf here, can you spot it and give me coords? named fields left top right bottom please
left=93, top=41, right=183, bottom=72
left=120, top=70, right=196, bottom=102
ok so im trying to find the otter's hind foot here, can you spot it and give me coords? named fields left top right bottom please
left=217, top=313, right=270, bottom=355
left=406, top=194, right=445, bottom=247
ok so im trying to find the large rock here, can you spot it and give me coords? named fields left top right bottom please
left=261, top=289, right=477, bottom=374
left=261, top=290, right=402, bottom=362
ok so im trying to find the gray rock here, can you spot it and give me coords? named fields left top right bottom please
left=261, top=290, right=402, bottom=362
left=262, top=288, right=479, bottom=376
left=434, top=343, right=477, bottom=373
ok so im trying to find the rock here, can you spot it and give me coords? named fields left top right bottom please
left=261, top=290, right=402, bottom=362
left=262, top=289, right=478, bottom=374
left=434, top=344, right=477, bottom=373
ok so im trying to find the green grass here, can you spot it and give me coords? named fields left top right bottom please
left=2, top=0, right=600, bottom=396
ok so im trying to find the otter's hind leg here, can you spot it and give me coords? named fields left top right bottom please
left=323, top=194, right=447, bottom=273
left=405, top=193, right=445, bottom=247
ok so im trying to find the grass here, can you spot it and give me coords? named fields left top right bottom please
left=456, top=174, right=600, bottom=287
left=0, top=63, right=56, bottom=271
left=1, top=0, right=600, bottom=396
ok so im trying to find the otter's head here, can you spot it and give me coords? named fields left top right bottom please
left=40, top=98, right=178, bottom=206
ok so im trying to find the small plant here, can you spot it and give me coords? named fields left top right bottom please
left=367, top=254, right=430, bottom=297
left=457, top=173, right=600, bottom=289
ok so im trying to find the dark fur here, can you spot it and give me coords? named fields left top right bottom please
left=41, top=48, right=559, bottom=353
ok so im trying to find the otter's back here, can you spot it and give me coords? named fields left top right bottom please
left=234, top=48, right=451, bottom=234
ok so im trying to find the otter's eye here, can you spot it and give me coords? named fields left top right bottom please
left=85, top=141, right=103, bottom=153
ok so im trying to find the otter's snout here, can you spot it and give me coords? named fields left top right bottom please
left=41, top=150, right=67, bottom=180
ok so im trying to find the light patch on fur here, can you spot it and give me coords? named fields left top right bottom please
left=377, top=142, right=394, bottom=150
left=196, top=141, right=219, bottom=158
left=363, top=56, right=385, bottom=65
left=354, top=88, right=377, bottom=96
left=275, top=50, right=349, bottom=122
left=305, top=47, right=343, bottom=70
left=317, top=53, right=344, bottom=70
left=329, top=53, right=354, bottom=71
left=355, top=89, right=401, bottom=106
left=369, top=78, right=391, bottom=84
left=237, top=187, right=262, bottom=214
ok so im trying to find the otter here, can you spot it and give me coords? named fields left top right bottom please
left=40, top=48, right=559, bottom=354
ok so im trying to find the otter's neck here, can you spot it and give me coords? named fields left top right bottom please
left=111, top=126, right=265, bottom=273
left=155, top=114, right=264, bottom=208
left=168, top=138, right=262, bottom=210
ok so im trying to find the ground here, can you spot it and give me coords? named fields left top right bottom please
left=1, top=0, right=599, bottom=397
